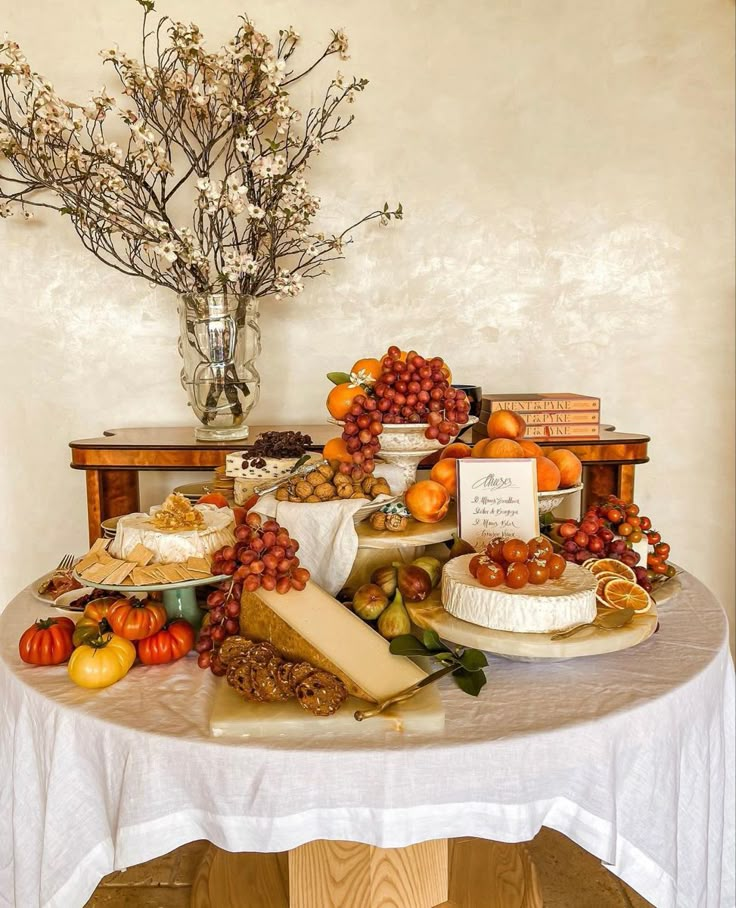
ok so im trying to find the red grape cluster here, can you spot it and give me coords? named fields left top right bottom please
left=195, top=512, right=309, bottom=675
left=340, top=346, right=470, bottom=479
left=557, top=495, right=673, bottom=594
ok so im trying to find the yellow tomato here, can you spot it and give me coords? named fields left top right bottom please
left=67, top=634, right=136, bottom=689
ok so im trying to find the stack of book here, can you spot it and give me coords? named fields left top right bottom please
left=478, top=394, right=600, bottom=439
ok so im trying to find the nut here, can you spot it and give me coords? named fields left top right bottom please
left=317, top=462, right=335, bottom=480
left=385, top=513, right=408, bottom=531
left=275, top=487, right=289, bottom=501
left=351, top=491, right=369, bottom=499
left=362, top=477, right=377, bottom=495
left=305, top=495, right=321, bottom=502
left=333, top=473, right=351, bottom=487
left=307, top=470, right=324, bottom=488
left=295, top=481, right=313, bottom=500
left=314, top=482, right=336, bottom=500
left=337, top=484, right=353, bottom=499
left=371, top=479, right=391, bottom=497
left=370, top=512, right=387, bottom=530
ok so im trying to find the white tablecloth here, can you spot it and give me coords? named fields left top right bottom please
left=0, top=574, right=733, bottom=908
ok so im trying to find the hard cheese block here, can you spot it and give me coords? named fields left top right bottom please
left=209, top=677, right=444, bottom=738
left=239, top=582, right=426, bottom=702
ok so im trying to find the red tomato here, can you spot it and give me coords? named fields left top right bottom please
left=647, top=531, right=662, bottom=545
left=107, top=597, right=167, bottom=641
left=639, top=516, right=652, bottom=531
left=19, top=617, right=75, bottom=665
left=502, top=538, right=529, bottom=564
left=654, top=542, right=670, bottom=559
left=477, top=562, right=505, bottom=588
left=137, top=620, right=195, bottom=665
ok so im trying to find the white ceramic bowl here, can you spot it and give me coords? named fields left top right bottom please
left=537, top=483, right=584, bottom=515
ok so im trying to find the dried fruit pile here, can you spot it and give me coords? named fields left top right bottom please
left=470, top=536, right=566, bottom=590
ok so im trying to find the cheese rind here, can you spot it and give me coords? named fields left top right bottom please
left=239, top=582, right=426, bottom=703
left=110, top=505, right=234, bottom=564
left=442, top=555, right=597, bottom=634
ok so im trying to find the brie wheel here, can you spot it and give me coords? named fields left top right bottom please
left=110, top=504, right=235, bottom=564
left=442, top=555, right=597, bottom=634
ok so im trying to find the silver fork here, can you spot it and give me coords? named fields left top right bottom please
left=55, top=554, right=76, bottom=572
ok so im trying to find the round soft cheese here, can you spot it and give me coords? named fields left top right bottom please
left=110, top=505, right=235, bottom=564
left=441, top=554, right=597, bottom=634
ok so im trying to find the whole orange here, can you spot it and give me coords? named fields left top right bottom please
left=351, top=358, right=382, bottom=381
left=326, top=382, right=364, bottom=420
left=323, top=437, right=352, bottom=463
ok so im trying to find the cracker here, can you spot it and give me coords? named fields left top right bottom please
left=74, top=552, right=100, bottom=574
left=90, top=538, right=110, bottom=553
left=158, top=563, right=184, bottom=584
left=104, top=562, right=136, bottom=585
left=126, top=544, right=155, bottom=567
left=81, top=560, right=124, bottom=583
left=186, top=556, right=211, bottom=573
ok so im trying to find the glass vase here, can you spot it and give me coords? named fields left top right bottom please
left=177, top=293, right=260, bottom=441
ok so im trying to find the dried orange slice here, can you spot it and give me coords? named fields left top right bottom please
left=594, top=572, right=624, bottom=606
left=600, top=578, right=652, bottom=614
left=587, top=558, right=637, bottom=582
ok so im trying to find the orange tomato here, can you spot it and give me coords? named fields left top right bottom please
left=326, top=382, right=364, bottom=420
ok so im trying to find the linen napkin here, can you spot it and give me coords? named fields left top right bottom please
left=255, top=463, right=406, bottom=595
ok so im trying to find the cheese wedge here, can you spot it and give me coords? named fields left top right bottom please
left=239, top=582, right=426, bottom=703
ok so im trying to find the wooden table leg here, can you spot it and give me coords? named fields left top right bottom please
left=190, top=838, right=541, bottom=908
left=84, top=469, right=140, bottom=544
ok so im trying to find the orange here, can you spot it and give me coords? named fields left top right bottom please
left=600, top=578, right=652, bottom=613
left=322, top=436, right=352, bottom=463
left=487, top=409, right=526, bottom=440
left=535, top=456, right=561, bottom=491
left=351, top=358, right=381, bottom=381
left=587, top=559, right=637, bottom=582
left=439, top=442, right=472, bottom=460
left=326, top=382, right=364, bottom=420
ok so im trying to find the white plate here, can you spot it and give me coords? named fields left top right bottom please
left=30, top=569, right=84, bottom=605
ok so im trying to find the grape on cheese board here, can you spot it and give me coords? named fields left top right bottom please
left=552, top=494, right=674, bottom=594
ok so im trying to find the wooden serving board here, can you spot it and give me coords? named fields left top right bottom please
left=407, top=590, right=658, bottom=662
left=209, top=680, right=445, bottom=738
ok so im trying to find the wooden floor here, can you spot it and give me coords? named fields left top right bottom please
left=85, top=829, right=653, bottom=908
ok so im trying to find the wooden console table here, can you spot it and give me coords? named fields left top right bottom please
left=70, top=425, right=649, bottom=544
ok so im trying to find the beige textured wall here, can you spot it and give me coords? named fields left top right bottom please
left=0, top=0, right=733, bottom=638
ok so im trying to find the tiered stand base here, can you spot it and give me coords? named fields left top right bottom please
left=191, top=838, right=542, bottom=908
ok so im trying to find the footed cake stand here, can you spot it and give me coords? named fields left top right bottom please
left=72, top=571, right=227, bottom=627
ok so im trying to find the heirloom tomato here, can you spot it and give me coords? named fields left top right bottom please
left=81, top=596, right=121, bottom=623
left=107, top=597, right=167, bottom=641
left=137, top=620, right=195, bottom=665
left=19, top=617, right=75, bottom=665
left=72, top=614, right=113, bottom=648
left=67, top=633, right=136, bottom=689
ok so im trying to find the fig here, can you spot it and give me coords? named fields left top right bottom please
left=447, top=536, right=475, bottom=561
left=377, top=589, right=411, bottom=639
left=411, top=555, right=442, bottom=588
left=396, top=563, right=432, bottom=602
left=352, top=583, right=389, bottom=621
left=370, top=564, right=398, bottom=598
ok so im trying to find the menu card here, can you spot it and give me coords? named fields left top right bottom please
left=456, top=458, right=539, bottom=550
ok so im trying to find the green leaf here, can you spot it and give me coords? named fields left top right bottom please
left=458, top=648, right=488, bottom=672
left=452, top=667, right=487, bottom=697
left=389, top=635, right=430, bottom=657
left=433, top=651, right=456, bottom=663
left=326, top=371, right=351, bottom=385
left=422, top=629, right=445, bottom=652
left=59, top=207, right=74, bottom=216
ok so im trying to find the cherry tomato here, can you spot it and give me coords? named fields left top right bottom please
left=528, top=536, right=553, bottom=562
left=665, top=564, right=677, bottom=578
left=477, top=562, right=505, bottom=588
left=502, top=538, right=529, bottom=564
left=652, top=563, right=668, bottom=575
left=627, top=516, right=641, bottom=528
left=647, top=531, right=661, bottom=545
left=547, top=554, right=566, bottom=579
left=629, top=530, right=643, bottom=543
left=527, top=562, right=550, bottom=585
left=654, top=542, right=670, bottom=559
left=505, top=562, right=529, bottom=589
left=639, top=516, right=652, bottom=531
left=648, top=554, right=663, bottom=569
left=625, top=504, right=640, bottom=517
left=607, top=508, right=624, bottom=524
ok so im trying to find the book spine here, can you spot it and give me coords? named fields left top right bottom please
left=523, top=424, right=599, bottom=439
left=487, top=398, right=600, bottom=412
left=515, top=411, right=599, bottom=426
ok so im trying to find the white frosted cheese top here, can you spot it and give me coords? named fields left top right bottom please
left=110, top=504, right=235, bottom=564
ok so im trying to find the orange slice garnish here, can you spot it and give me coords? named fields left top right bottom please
left=594, top=572, right=624, bottom=606
left=587, top=558, right=637, bottom=582
left=601, top=578, right=652, bottom=614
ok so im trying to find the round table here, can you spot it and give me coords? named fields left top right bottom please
left=0, top=573, right=733, bottom=908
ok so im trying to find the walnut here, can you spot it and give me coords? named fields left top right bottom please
left=351, top=491, right=369, bottom=499
left=305, top=494, right=321, bottom=502
left=306, top=470, right=324, bottom=488
left=362, top=477, right=377, bottom=495
left=275, top=487, right=289, bottom=501
left=288, top=494, right=302, bottom=502
left=371, top=479, right=391, bottom=498
left=314, top=482, right=336, bottom=500
left=385, top=513, right=408, bottom=531
left=333, top=473, right=351, bottom=487
left=295, top=480, right=313, bottom=499
left=317, top=462, right=335, bottom=480
left=337, top=484, right=353, bottom=499
left=370, top=511, right=387, bottom=530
